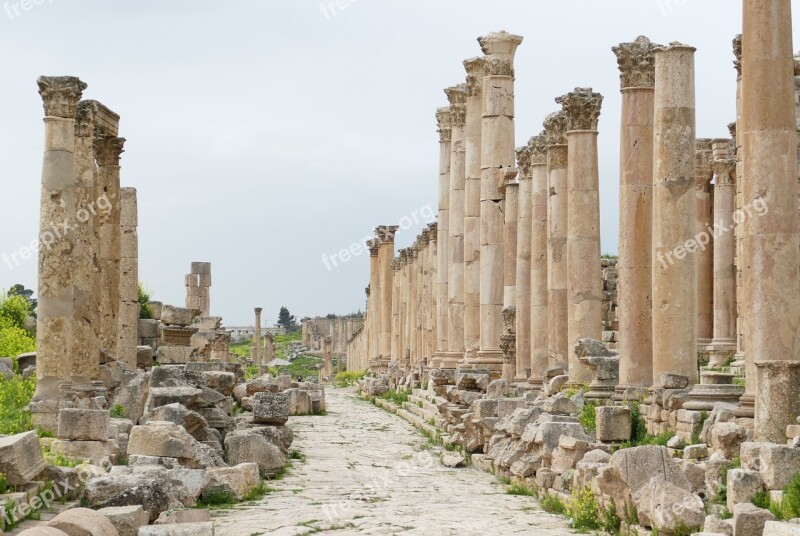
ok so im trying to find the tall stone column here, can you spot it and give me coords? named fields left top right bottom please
left=116, top=187, right=139, bottom=369
left=502, top=178, right=519, bottom=382
left=515, top=144, right=533, bottom=384
left=399, top=251, right=409, bottom=368
left=463, top=58, right=486, bottom=364
left=477, top=31, right=523, bottom=373
left=427, top=223, right=438, bottom=365
left=445, top=85, right=467, bottom=369
left=742, top=0, right=800, bottom=442
left=558, top=87, right=604, bottom=385
left=652, top=43, right=698, bottom=386
left=391, top=257, right=401, bottom=370
left=253, top=307, right=262, bottom=364
left=421, top=230, right=433, bottom=363
left=544, top=111, right=569, bottom=369
left=529, top=134, right=549, bottom=387
left=323, top=337, right=332, bottom=379
left=709, top=141, right=737, bottom=366
left=94, top=134, right=125, bottom=359
left=695, top=140, right=715, bottom=344
left=73, top=100, right=100, bottom=382
left=377, top=226, right=398, bottom=367
left=32, top=76, right=87, bottom=421
left=367, top=239, right=380, bottom=371
left=432, top=108, right=452, bottom=369
left=613, top=36, right=656, bottom=398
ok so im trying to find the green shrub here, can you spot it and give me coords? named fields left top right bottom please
left=506, top=483, right=538, bottom=497
left=0, top=324, right=35, bottom=360
left=335, top=370, right=366, bottom=388
left=110, top=404, right=128, bottom=418
left=781, top=472, right=800, bottom=519
left=380, top=388, right=411, bottom=406
left=0, top=375, right=35, bottom=435
left=540, top=493, right=566, bottom=515
left=198, top=489, right=237, bottom=507
left=138, top=284, right=153, bottom=320
left=42, top=445, right=81, bottom=468
left=580, top=402, right=598, bottom=434
left=601, top=500, right=622, bottom=534
left=0, top=293, right=33, bottom=331
left=567, top=487, right=600, bottom=530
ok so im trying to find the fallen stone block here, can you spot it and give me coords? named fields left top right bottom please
left=160, top=306, right=201, bottom=326
left=97, top=505, right=149, bottom=536
left=441, top=452, right=466, bottom=468
left=139, top=522, right=214, bottom=536
left=733, top=502, right=775, bottom=536
left=154, top=510, right=211, bottom=525
left=155, top=347, right=194, bottom=365
left=58, top=409, right=110, bottom=442
left=741, top=442, right=800, bottom=490
left=0, top=431, right=46, bottom=485
left=634, top=476, right=704, bottom=534
left=727, top=468, right=763, bottom=512
left=253, top=392, right=289, bottom=425
left=764, top=521, right=800, bottom=535
left=224, top=431, right=286, bottom=475
left=206, top=463, right=260, bottom=500
left=47, top=507, right=119, bottom=536
left=17, top=528, right=70, bottom=536
left=596, top=406, right=631, bottom=442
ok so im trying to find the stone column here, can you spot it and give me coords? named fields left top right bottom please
left=613, top=36, right=657, bottom=398
left=116, top=187, right=138, bottom=369
left=709, top=142, right=738, bottom=366
left=391, top=258, right=401, bottom=370
left=186, top=262, right=211, bottom=316
left=557, top=87, right=604, bottom=385
left=742, top=0, right=800, bottom=442
left=514, top=145, right=532, bottom=385
left=367, top=239, right=380, bottom=371
left=73, top=100, right=100, bottom=382
left=529, top=134, right=549, bottom=387
left=252, top=308, right=262, bottom=364
left=463, top=58, right=486, bottom=364
left=432, top=108, right=452, bottom=369
left=427, top=224, right=438, bottom=365
left=544, top=111, right=569, bottom=369
left=32, top=76, right=87, bottom=420
left=323, top=337, right=332, bottom=379
left=502, top=177, right=519, bottom=381
left=420, top=230, right=433, bottom=364
left=477, top=31, right=523, bottom=373
left=652, top=43, right=698, bottom=386
left=95, top=134, right=125, bottom=359
left=445, top=85, right=467, bottom=369
left=695, top=140, right=715, bottom=345
left=377, top=226, right=398, bottom=367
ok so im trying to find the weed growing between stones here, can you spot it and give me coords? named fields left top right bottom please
left=539, top=493, right=566, bottom=515
left=110, top=404, right=128, bottom=418
left=41, top=445, right=81, bottom=468
left=335, top=371, right=365, bottom=387
left=751, top=471, right=800, bottom=520
left=506, top=482, right=538, bottom=497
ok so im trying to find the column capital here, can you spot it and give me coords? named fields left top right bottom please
left=695, top=140, right=714, bottom=191
left=75, top=101, right=96, bottom=138
left=478, top=31, right=523, bottom=58
left=515, top=145, right=532, bottom=178
left=428, top=222, right=438, bottom=239
left=733, top=34, right=742, bottom=77
left=375, top=225, right=400, bottom=243
left=543, top=111, right=567, bottom=146
left=420, top=228, right=431, bottom=245
left=557, top=87, right=603, bottom=132
left=37, top=76, right=87, bottom=119
left=463, top=57, right=487, bottom=97
left=254, top=307, right=262, bottom=314
left=436, top=107, right=452, bottom=142
left=444, top=84, right=467, bottom=126
left=712, top=158, right=736, bottom=186
left=94, top=136, right=126, bottom=166
left=528, top=132, right=548, bottom=165
left=612, top=36, right=659, bottom=89
left=367, top=239, right=380, bottom=257
left=365, top=285, right=370, bottom=297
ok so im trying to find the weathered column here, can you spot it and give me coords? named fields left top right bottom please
left=377, top=226, right=398, bottom=368
left=557, top=87, right=604, bottom=385
left=323, top=337, right=332, bottom=379
left=613, top=36, right=657, bottom=398
left=391, top=257, right=401, bottom=369
left=432, top=108, right=452, bottom=369
left=32, top=76, right=87, bottom=426
left=252, top=308, right=262, bottom=364
left=742, top=0, right=800, bottom=442
left=463, top=58, right=486, bottom=364
left=695, top=140, right=715, bottom=345
left=421, top=230, right=433, bottom=364
left=186, top=262, right=211, bottom=316
left=116, top=187, right=139, bottom=369
left=445, top=85, right=467, bottom=369
left=529, top=134, right=549, bottom=387
left=427, top=224, right=438, bottom=365
left=652, top=43, right=698, bottom=386
left=544, top=111, right=569, bottom=369
left=94, top=134, right=125, bottom=359
left=409, top=243, right=420, bottom=368
left=477, top=31, right=523, bottom=373
left=514, top=145, right=533, bottom=384
left=367, top=239, right=380, bottom=371
left=398, top=251, right=409, bottom=369
left=709, top=142, right=738, bottom=366
left=73, top=100, right=100, bottom=382
left=502, top=177, right=519, bottom=382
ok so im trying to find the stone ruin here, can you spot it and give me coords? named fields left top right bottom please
left=347, top=10, right=800, bottom=535
left=0, top=75, right=327, bottom=535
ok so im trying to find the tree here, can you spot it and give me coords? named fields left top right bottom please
left=8, top=285, right=35, bottom=317
left=277, top=306, right=298, bottom=333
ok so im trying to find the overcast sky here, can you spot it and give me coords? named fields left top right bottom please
left=1, top=0, right=797, bottom=326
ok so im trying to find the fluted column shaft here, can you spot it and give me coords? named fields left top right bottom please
left=529, top=136, right=549, bottom=386
left=695, top=142, right=714, bottom=342
left=712, top=151, right=737, bottom=346
left=515, top=145, right=533, bottom=383
left=433, top=109, right=452, bottom=368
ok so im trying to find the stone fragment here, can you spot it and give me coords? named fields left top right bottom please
left=58, top=409, right=110, bottom=441
left=246, top=375, right=279, bottom=397
left=206, top=463, right=260, bottom=500
left=147, top=387, right=202, bottom=410
left=542, top=393, right=577, bottom=415
left=486, top=379, right=507, bottom=399
left=710, top=422, right=747, bottom=459
left=139, top=523, right=214, bottom=536
left=455, top=370, right=490, bottom=391
left=732, top=503, right=775, bottom=536
left=18, top=529, right=70, bottom=536
left=160, top=306, right=200, bottom=326
left=727, top=469, right=764, bottom=513
left=685, top=444, right=709, bottom=459
left=97, top=506, right=149, bottom=536
left=704, top=514, right=734, bottom=536
left=47, top=507, right=119, bottom=536
left=0, top=431, right=46, bottom=485
left=763, top=521, right=800, bottom=535
left=253, top=392, right=289, bottom=425
left=633, top=476, right=705, bottom=534
left=155, top=347, right=194, bottom=365
left=659, top=373, right=690, bottom=389
left=224, top=431, right=286, bottom=475
left=154, top=510, right=210, bottom=525
left=741, top=442, right=800, bottom=490
left=596, top=406, right=631, bottom=442
left=441, top=452, right=466, bottom=468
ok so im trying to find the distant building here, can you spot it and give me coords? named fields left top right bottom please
left=227, top=325, right=285, bottom=342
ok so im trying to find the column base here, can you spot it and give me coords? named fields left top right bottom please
left=440, top=352, right=464, bottom=370
left=734, top=393, right=755, bottom=418
left=754, top=360, right=800, bottom=442
left=707, top=338, right=737, bottom=368
left=472, top=349, right=504, bottom=379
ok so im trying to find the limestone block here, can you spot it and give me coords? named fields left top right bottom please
left=0, top=431, right=46, bottom=484
left=127, top=423, right=201, bottom=467
left=633, top=476, right=704, bottom=534
left=602, top=445, right=691, bottom=507
left=685, top=444, right=709, bottom=459
left=497, top=399, right=527, bottom=419
left=764, top=521, right=800, bottom=535
left=659, top=373, right=690, bottom=389
left=526, top=421, right=592, bottom=454
left=143, top=404, right=208, bottom=439
left=741, top=442, right=800, bottom=490
left=253, top=392, right=289, bottom=425
left=704, top=515, right=734, bottom=536
left=679, top=459, right=708, bottom=495
left=441, top=452, right=466, bottom=468
left=495, top=408, right=542, bottom=437
left=154, top=510, right=210, bottom=525
left=139, top=523, right=214, bottom=536
left=224, top=431, right=286, bottom=475
left=136, top=346, right=154, bottom=368
left=58, top=409, right=110, bottom=441
left=97, top=506, right=148, bottom=536
left=545, top=375, right=569, bottom=397
left=596, top=406, right=631, bottom=442
left=147, top=387, right=202, bottom=410
left=542, top=393, right=577, bottom=415
left=711, top=422, right=747, bottom=459
left=128, top=455, right=179, bottom=469
left=249, top=426, right=293, bottom=453
left=284, top=388, right=312, bottom=416
left=156, top=346, right=193, bottom=365
left=246, top=376, right=279, bottom=397
left=207, top=463, right=260, bottom=500
left=727, top=469, right=764, bottom=512
left=200, top=371, right=236, bottom=396
left=732, top=503, right=775, bottom=536
left=473, top=400, right=499, bottom=419
left=47, top=507, right=119, bottom=536
left=17, top=529, right=70, bottom=536
left=486, top=379, right=507, bottom=399
left=160, top=306, right=200, bottom=327
left=455, top=370, right=490, bottom=391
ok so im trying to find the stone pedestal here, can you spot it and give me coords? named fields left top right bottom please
left=685, top=371, right=745, bottom=411
left=652, top=43, right=698, bottom=387
left=558, top=87, right=604, bottom=385
left=613, top=36, right=657, bottom=398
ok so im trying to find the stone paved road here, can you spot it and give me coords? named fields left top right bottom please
left=213, top=389, right=575, bottom=536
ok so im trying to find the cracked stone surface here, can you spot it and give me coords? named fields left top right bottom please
left=213, top=389, right=574, bottom=535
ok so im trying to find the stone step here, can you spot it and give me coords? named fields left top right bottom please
left=401, top=402, right=446, bottom=428
left=395, top=408, right=440, bottom=438
left=406, top=395, right=441, bottom=413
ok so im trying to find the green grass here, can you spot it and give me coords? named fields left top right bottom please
left=110, top=404, right=128, bottom=418
left=580, top=401, right=598, bottom=435
left=0, top=375, right=35, bottom=435
left=335, top=370, right=365, bottom=388
left=751, top=471, right=800, bottom=520
left=42, top=445, right=82, bottom=468
left=198, top=489, right=238, bottom=508
left=540, top=493, right=566, bottom=515
left=506, top=483, right=538, bottom=497
left=379, top=388, right=411, bottom=406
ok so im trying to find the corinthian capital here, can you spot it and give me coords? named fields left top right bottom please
left=463, top=57, right=486, bottom=97
left=733, top=34, right=742, bottom=77
left=444, top=84, right=467, bottom=126
left=478, top=31, right=523, bottom=78
left=37, top=76, right=87, bottom=119
left=612, top=36, right=659, bottom=89
left=516, top=145, right=532, bottom=178
left=528, top=132, right=548, bottom=165
left=94, top=137, right=126, bottom=166
left=376, top=225, right=400, bottom=243
left=75, top=100, right=96, bottom=138
left=556, top=87, right=603, bottom=132
left=436, top=107, right=452, bottom=142
left=543, top=111, right=567, bottom=146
